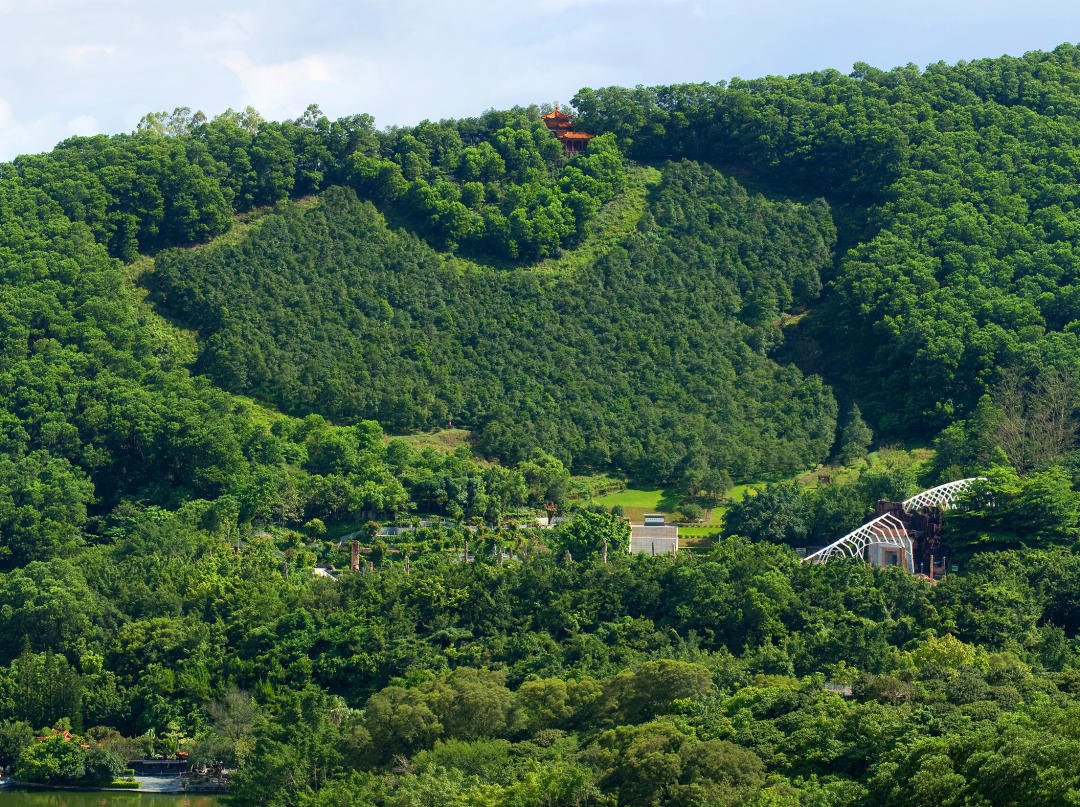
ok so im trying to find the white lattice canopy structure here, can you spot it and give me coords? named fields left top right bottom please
left=803, top=478, right=983, bottom=572
left=901, top=478, right=980, bottom=510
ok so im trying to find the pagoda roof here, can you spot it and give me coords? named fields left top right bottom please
left=542, top=106, right=572, bottom=122
left=556, top=131, right=595, bottom=139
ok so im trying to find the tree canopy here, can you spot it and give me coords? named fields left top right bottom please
left=2, top=41, right=1080, bottom=807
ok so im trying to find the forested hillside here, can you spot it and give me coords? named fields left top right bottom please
left=573, top=43, right=1080, bottom=437
left=3, top=42, right=1080, bottom=807
left=150, top=164, right=836, bottom=481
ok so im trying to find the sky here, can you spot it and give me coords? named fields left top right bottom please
left=0, top=0, right=1077, bottom=160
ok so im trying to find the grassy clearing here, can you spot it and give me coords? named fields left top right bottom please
left=386, top=428, right=476, bottom=454
left=593, top=480, right=772, bottom=525
left=592, top=485, right=686, bottom=523
left=229, top=394, right=291, bottom=432
left=533, top=164, right=662, bottom=275
left=124, top=255, right=200, bottom=366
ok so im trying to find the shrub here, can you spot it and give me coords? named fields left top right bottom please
left=681, top=503, right=704, bottom=522
left=15, top=736, right=87, bottom=784
left=86, top=744, right=127, bottom=783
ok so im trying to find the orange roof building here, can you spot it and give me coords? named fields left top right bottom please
left=541, top=106, right=573, bottom=131
left=541, top=105, right=595, bottom=152
left=555, top=131, right=596, bottom=153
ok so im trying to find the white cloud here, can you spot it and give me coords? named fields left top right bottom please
left=66, top=114, right=98, bottom=136
left=65, top=44, right=115, bottom=63
left=0, top=98, right=59, bottom=159
left=0, top=97, right=13, bottom=129
left=1, top=0, right=1079, bottom=159
left=221, top=54, right=337, bottom=119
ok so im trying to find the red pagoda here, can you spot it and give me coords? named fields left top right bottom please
left=541, top=105, right=595, bottom=153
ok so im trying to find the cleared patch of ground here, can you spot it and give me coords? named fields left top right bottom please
left=385, top=428, right=476, bottom=454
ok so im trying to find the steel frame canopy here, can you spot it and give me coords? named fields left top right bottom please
left=901, top=477, right=980, bottom=510
left=803, top=478, right=982, bottom=572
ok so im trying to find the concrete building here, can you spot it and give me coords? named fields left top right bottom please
left=630, top=514, right=678, bottom=555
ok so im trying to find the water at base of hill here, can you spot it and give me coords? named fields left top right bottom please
left=0, top=790, right=223, bottom=807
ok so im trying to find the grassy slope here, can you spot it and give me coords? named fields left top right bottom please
left=386, top=428, right=476, bottom=453
left=124, top=255, right=200, bottom=367
left=532, top=163, right=663, bottom=275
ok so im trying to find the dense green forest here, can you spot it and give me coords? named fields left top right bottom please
left=4, top=511, right=1080, bottom=806
left=572, top=43, right=1080, bottom=438
left=150, top=168, right=835, bottom=480
left=3, top=41, right=1080, bottom=807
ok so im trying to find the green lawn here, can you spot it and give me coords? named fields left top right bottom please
left=676, top=482, right=769, bottom=545
left=590, top=476, right=809, bottom=544
left=592, top=485, right=684, bottom=523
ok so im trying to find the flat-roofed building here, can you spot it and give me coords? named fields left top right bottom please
left=630, top=514, right=678, bottom=555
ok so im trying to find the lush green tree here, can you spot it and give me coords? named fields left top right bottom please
left=602, top=661, right=714, bottom=725
left=590, top=721, right=766, bottom=807
left=15, top=734, right=87, bottom=784
left=557, top=511, right=631, bottom=558
left=84, top=744, right=126, bottom=782
left=840, top=405, right=874, bottom=465
left=0, top=562, right=96, bottom=662
left=0, top=720, right=34, bottom=771
left=362, top=686, right=442, bottom=763
left=0, top=452, right=95, bottom=570
left=681, top=503, right=704, bottom=522
left=722, top=483, right=809, bottom=545
left=945, top=465, right=1080, bottom=558
left=421, top=667, right=518, bottom=742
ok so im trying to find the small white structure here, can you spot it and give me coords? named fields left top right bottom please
left=630, top=514, right=678, bottom=555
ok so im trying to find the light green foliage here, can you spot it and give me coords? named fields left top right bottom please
left=557, top=511, right=631, bottom=557
left=907, top=634, right=986, bottom=671
left=14, top=734, right=87, bottom=784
